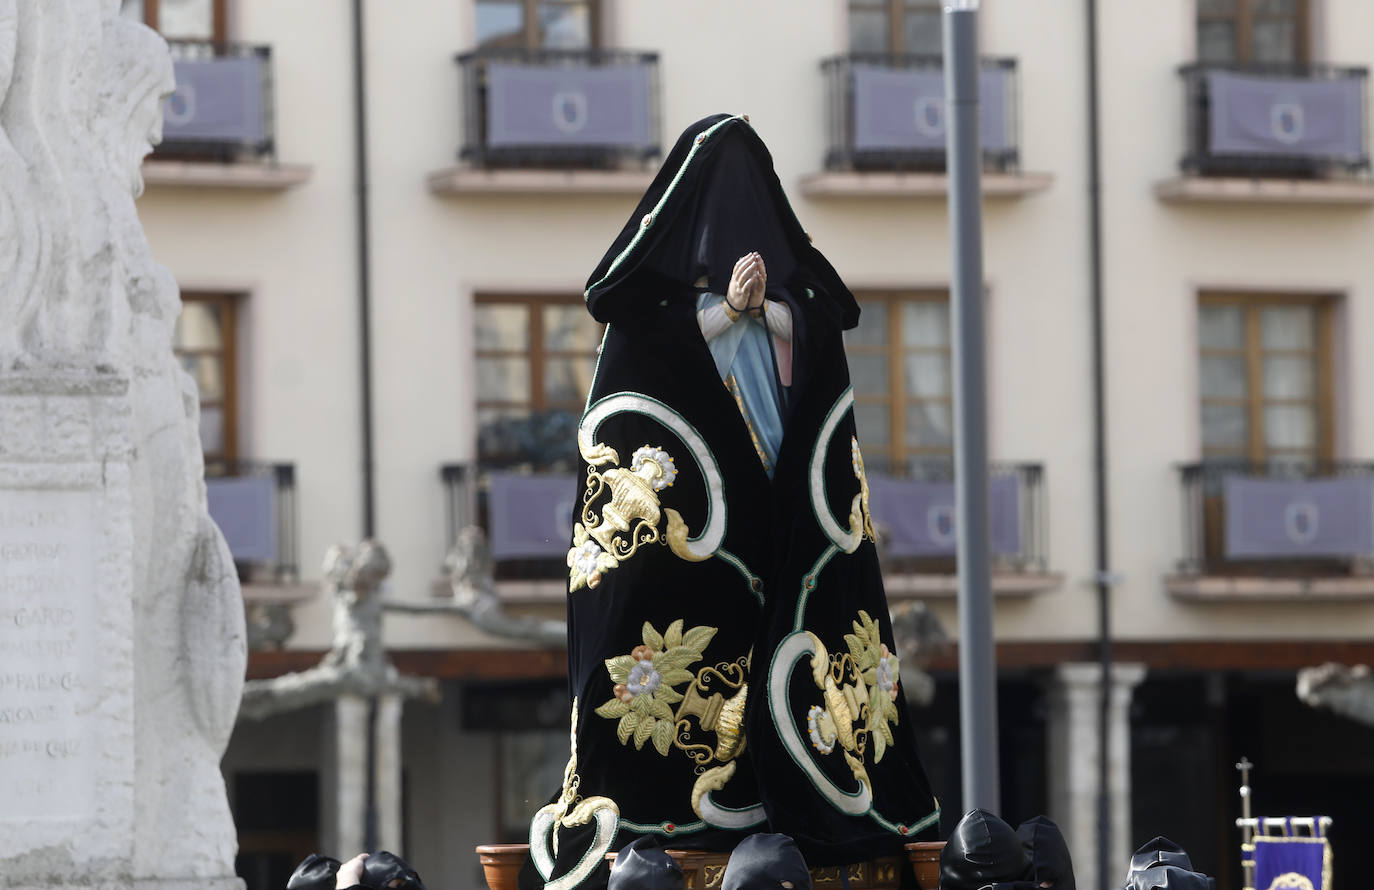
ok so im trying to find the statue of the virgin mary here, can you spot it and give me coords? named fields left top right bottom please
left=525, top=114, right=939, bottom=890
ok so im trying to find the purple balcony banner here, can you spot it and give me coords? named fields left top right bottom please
left=487, top=472, right=578, bottom=560
left=1224, top=475, right=1374, bottom=559
left=163, top=57, right=266, bottom=143
left=852, top=64, right=1011, bottom=153
left=1207, top=70, right=1364, bottom=160
left=207, top=474, right=277, bottom=564
left=867, top=474, right=1021, bottom=558
left=486, top=62, right=653, bottom=149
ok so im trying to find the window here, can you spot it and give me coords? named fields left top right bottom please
left=119, top=0, right=227, bottom=41
left=848, top=0, right=942, bottom=55
left=174, top=293, right=239, bottom=462
left=475, top=296, right=602, bottom=469
left=1198, top=295, right=1333, bottom=465
left=1196, top=0, right=1308, bottom=64
left=475, top=0, right=598, bottom=50
left=845, top=294, right=952, bottom=474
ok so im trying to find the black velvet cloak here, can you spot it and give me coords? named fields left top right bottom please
left=526, top=114, right=938, bottom=890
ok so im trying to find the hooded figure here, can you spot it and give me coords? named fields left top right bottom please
left=940, top=809, right=1032, bottom=890
left=526, top=114, right=938, bottom=890
left=1121, top=838, right=1215, bottom=890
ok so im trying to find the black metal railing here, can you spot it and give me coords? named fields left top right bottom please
left=157, top=40, right=275, bottom=161
left=441, top=462, right=576, bottom=582
left=455, top=48, right=661, bottom=169
left=205, top=460, right=297, bottom=583
left=863, top=459, right=1047, bottom=574
left=1179, top=62, right=1369, bottom=178
left=820, top=53, right=1020, bottom=173
left=1177, top=460, right=1374, bottom=575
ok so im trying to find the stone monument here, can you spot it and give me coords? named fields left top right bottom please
left=0, top=3, right=246, bottom=888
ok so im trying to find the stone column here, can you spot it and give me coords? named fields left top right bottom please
left=333, top=695, right=371, bottom=857
left=1046, top=662, right=1147, bottom=890
left=375, top=693, right=405, bottom=852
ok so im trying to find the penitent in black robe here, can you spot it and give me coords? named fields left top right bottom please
left=525, top=114, right=938, bottom=890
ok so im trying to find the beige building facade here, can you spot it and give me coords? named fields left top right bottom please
left=126, top=1, right=1374, bottom=888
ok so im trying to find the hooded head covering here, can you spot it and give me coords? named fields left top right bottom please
left=1121, top=838, right=1214, bottom=890
left=722, top=834, right=814, bottom=890
left=940, top=809, right=1034, bottom=890
left=1017, top=816, right=1076, bottom=890
left=609, top=836, right=685, bottom=890
left=287, top=854, right=341, bottom=890
left=583, top=114, right=858, bottom=329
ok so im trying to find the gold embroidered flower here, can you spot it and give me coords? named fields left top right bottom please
left=567, top=523, right=618, bottom=592
left=844, top=609, right=902, bottom=763
left=594, top=620, right=717, bottom=756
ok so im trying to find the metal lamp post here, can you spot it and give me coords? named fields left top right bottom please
left=943, top=0, right=1001, bottom=815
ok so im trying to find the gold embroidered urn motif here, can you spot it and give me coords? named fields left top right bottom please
left=568, top=439, right=709, bottom=592
left=802, top=610, right=903, bottom=786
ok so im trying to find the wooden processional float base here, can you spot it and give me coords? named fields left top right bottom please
left=476, top=842, right=946, bottom=890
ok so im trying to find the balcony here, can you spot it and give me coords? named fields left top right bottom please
left=802, top=54, right=1049, bottom=200
left=144, top=40, right=310, bottom=191
left=867, top=461, right=1059, bottom=598
left=438, top=458, right=1060, bottom=600
left=429, top=48, right=661, bottom=196
left=205, top=460, right=299, bottom=586
left=1168, top=461, right=1374, bottom=601
left=1157, top=63, right=1374, bottom=206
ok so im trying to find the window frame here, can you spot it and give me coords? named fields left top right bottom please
left=848, top=291, right=953, bottom=473
left=475, top=0, right=602, bottom=51
left=1198, top=292, right=1334, bottom=464
left=176, top=292, right=239, bottom=463
left=1196, top=0, right=1310, bottom=64
left=848, top=0, right=942, bottom=56
left=473, top=293, right=602, bottom=419
left=130, top=0, right=228, bottom=42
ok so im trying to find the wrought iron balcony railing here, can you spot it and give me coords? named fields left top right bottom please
left=1176, top=460, right=1374, bottom=576
left=158, top=40, right=275, bottom=161
left=820, top=53, right=1020, bottom=173
left=865, top=459, right=1047, bottom=574
left=455, top=48, right=661, bottom=169
left=205, top=460, right=297, bottom=583
left=441, top=458, right=1048, bottom=583
left=1179, top=62, right=1370, bottom=178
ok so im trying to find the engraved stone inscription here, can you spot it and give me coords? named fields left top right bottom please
left=0, top=490, right=99, bottom=820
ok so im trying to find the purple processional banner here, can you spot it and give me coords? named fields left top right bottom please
left=487, top=472, right=578, bottom=560
left=486, top=62, right=653, bottom=149
left=867, top=474, right=1021, bottom=558
left=163, top=57, right=266, bottom=144
left=1206, top=70, right=1364, bottom=161
left=851, top=64, right=1011, bottom=153
left=207, top=474, right=277, bottom=564
left=1224, top=475, right=1374, bottom=559
left=1252, top=827, right=1330, bottom=890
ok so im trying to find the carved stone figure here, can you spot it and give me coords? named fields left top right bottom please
left=1297, top=662, right=1374, bottom=728
left=239, top=542, right=439, bottom=719
left=0, top=3, right=247, bottom=887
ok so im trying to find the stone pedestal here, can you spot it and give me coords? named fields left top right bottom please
left=0, top=378, right=137, bottom=885
left=1045, top=662, right=1146, bottom=890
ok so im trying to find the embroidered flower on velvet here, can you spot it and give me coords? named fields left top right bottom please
left=631, top=446, right=678, bottom=491
left=626, top=659, right=663, bottom=696
left=567, top=523, right=619, bottom=592
left=844, top=609, right=902, bottom=763
left=876, top=645, right=899, bottom=702
left=807, top=705, right=837, bottom=754
left=594, top=620, right=718, bottom=756
left=572, top=540, right=603, bottom=577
